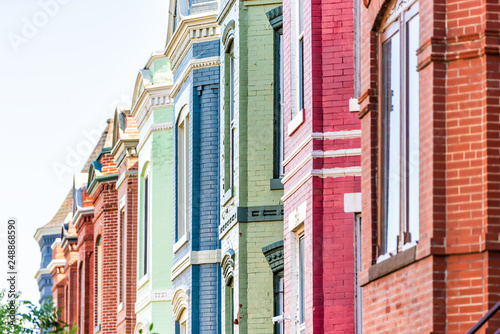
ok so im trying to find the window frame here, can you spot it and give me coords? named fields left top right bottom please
left=177, top=113, right=190, bottom=242
left=142, top=175, right=150, bottom=277
left=224, top=40, right=236, bottom=193
left=119, top=209, right=126, bottom=304
left=297, top=233, right=305, bottom=332
left=273, top=27, right=284, bottom=180
left=96, top=236, right=102, bottom=327
left=377, top=0, right=420, bottom=259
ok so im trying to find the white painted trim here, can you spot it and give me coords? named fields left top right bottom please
left=34, top=226, right=61, bottom=243
left=282, top=167, right=362, bottom=201
left=50, top=238, right=61, bottom=250
left=34, top=268, right=50, bottom=280
left=311, top=166, right=362, bottom=178
left=311, top=129, right=362, bottom=140
left=283, top=129, right=362, bottom=167
left=133, top=288, right=175, bottom=314
left=282, top=149, right=361, bottom=184
left=117, top=303, right=124, bottom=313
left=119, top=194, right=127, bottom=210
left=287, top=109, right=304, bottom=136
left=116, top=170, right=139, bottom=189
left=47, top=258, right=65, bottom=273
left=170, top=57, right=220, bottom=99
left=344, top=192, right=362, bottom=213
left=137, top=274, right=150, bottom=290
left=171, top=249, right=221, bottom=280
left=288, top=201, right=307, bottom=233
left=137, top=122, right=174, bottom=154
left=173, top=233, right=189, bottom=254
left=73, top=206, right=94, bottom=231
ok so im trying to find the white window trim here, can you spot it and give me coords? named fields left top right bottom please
left=140, top=165, right=152, bottom=280
left=177, top=108, right=190, bottom=244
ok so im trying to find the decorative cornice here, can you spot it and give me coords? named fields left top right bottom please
left=131, top=84, right=173, bottom=131
left=47, top=259, right=65, bottom=273
left=170, top=57, right=221, bottom=99
left=111, top=138, right=139, bottom=169
left=34, top=268, right=50, bottom=281
left=237, top=205, right=284, bottom=223
left=116, top=170, right=139, bottom=189
left=87, top=174, right=118, bottom=197
left=265, top=6, right=283, bottom=29
left=73, top=206, right=94, bottom=231
left=217, top=0, right=236, bottom=24
left=262, top=240, right=284, bottom=273
left=165, top=13, right=220, bottom=74
left=34, top=226, right=60, bottom=243
left=137, top=122, right=174, bottom=154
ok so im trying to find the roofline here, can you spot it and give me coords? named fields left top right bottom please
left=34, top=226, right=61, bottom=243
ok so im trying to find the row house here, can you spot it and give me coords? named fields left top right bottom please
left=217, top=0, right=285, bottom=332
left=36, top=0, right=500, bottom=332
left=130, top=53, right=175, bottom=333
left=165, top=0, right=222, bottom=330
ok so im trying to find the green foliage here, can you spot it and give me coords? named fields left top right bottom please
left=0, top=290, right=77, bottom=334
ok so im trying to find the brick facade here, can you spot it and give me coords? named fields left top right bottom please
left=358, top=0, right=500, bottom=333
left=281, top=0, right=360, bottom=331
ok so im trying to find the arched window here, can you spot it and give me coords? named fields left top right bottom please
left=379, top=0, right=420, bottom=258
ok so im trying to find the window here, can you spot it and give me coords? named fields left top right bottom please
left=224, top=42, right=236, bottom=193
left=120, top=210, right=125, bottom=303
left=297, top=0, right=304, bottom=114
left=177, top=114, right=189, bottom=240
left=379, top=0, right=419, bottom=258
left=274, top=271, right=284, bottom=334
left=298, top=235, right=305, bottom=332
left=225, top=282, right=235, bottom=334
left=80, top=263, right=84, bottom=332
left=274, top=28, right=284, bottom=179
left=143, top=177, right=149, bottom=276
left=179, top=310, right=187, bottom=334
left=96, top=237, right=102, bottom=327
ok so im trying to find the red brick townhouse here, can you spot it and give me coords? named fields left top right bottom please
left=110, top=107, right=140, bottom=334
left=358, top=0, right=500, bottom=332
left=281, top=0, right=361, bottom=331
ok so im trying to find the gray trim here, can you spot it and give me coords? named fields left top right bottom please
left=262, top=240, right=284, bottom=273
left=367, top=246, right=416, bottom=282
left=237, top=205, right=284, bottom=222
left=270, top=178, right=284, bottom=190
left=266, top=6, right=283, bottom=29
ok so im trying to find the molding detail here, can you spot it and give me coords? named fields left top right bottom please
left=262, top=240, right=284, bottom=273
left=137, top=122, right=174, bottom=154
left=237, top=205, right=284, bottom=223
left=221, top=249, right=235, bottom=286
left=172, top=287, right=190, bottom=321
left=170, top=57, right=221, bottom=99
left=135, top=289, right=174, bottom=314
left=171, top=249, right=221, bottom=280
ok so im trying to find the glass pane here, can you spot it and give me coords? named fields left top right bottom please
left=298, top=0, right=303, bottom=33
left=144, top=177, right=148, bottom=275
left=177, top=123, right=184, bottom=240
left=299, top=39, right=304, bottom=111
left=407, top=15, right=420, bottom=242
left=298, top=236, right=305, bottom=324
left=279, top=34, right=284, bottom=177
left=382, top=32, right=401, bottom=255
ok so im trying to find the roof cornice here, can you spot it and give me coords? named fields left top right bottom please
left=87, top=174, right=119, bottom=197
left=111, top=138, right=140, bottom=168
left=131, top=84, right=173, bottom=131
left=34, top=226, right=61, bottom=243
left=47, top=259, right=66, bottom=273
left=164, top=13, right=220, bottom=74
left=73, top=206, right=94, bottom=231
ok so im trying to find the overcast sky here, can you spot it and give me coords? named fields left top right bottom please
left=0, top=0, right=169, bottom=305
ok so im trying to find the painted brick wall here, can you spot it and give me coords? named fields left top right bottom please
left=282, top=0, right=359, bottom=331
left=358, top=0, right=500, bottom=333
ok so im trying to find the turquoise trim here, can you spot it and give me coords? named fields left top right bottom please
left=87, top=174, right=118, bottom=196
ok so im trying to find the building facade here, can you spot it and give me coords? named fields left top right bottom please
left=217, top=0, right=285, bottom=332
left=358, top=0, right=500, bottom=332
left=281, top=0, right=361, bottom=332
left=165, top=2, right=222, bottom=331
left=131, top=53, right=175, bottom=334
left=111, top=107, right=140, bottom=334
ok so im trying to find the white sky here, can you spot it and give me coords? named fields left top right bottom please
left=0, top=0, right=169, bottom=305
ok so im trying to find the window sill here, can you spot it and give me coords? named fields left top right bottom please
left=368, top=245, right=417, bottom=282
left=117, top=302, right=123, bottom=313
left=222, top=188, right=233, bottom=206
left=270, top=178, right=284, bottom=190
left=287, top=109, right=304, bottom=136
left=93, top=324, right=101, bottom=334
left=173, top=233, right=189, bottom=254
left=137, top=274, right=150, bottom=290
